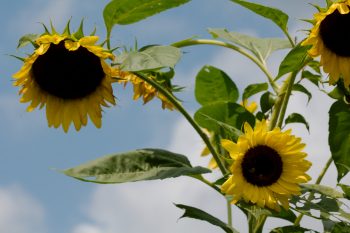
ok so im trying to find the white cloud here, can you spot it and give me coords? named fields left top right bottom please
left=0, top=185, right=46, bottom=233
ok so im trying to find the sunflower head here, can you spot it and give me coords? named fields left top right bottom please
left=302, top=0, right=350, bottom=87
left=221, top=120, right=311, bottom=211
left=13, top=20, right=117, bottom=132
left=116, top=69, right=175, bottom=110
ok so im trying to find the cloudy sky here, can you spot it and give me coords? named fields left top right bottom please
left=1, top=0, right=346, bottom=232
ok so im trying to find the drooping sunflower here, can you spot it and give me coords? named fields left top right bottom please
left=302, top=0, right=350, bottom=87
left=116, top=69, right=175, bottom=110
left=13, top=22, right=116, bottom=132
left=221, top=120, right=311, bottom=211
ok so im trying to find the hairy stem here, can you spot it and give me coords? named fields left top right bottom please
left=171, top=38, right=279, bottom=94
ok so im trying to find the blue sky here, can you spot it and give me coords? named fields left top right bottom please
left=1, top=0, right=346, bottom=233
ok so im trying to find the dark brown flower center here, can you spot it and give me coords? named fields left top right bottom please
left=241, top=145, right=283, bottom=186
left=320, top=9, right=350, bottom=57
left=31, top=40, right=104, bottom=99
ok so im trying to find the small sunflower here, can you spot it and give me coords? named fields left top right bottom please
left=302, top=0, right=350, bottom=87
left=116, top=69, right=174, bottom=110
left=221, top=120, right=311, bottom=211
left=13, top=22, right=116, bottom=132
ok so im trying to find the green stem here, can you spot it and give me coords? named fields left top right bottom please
left=276, top=71, right=297, bottom=128
left=283, top=30, right=295, bottom=48
left=226, top=197, right=233, bottom=227
left=134, top=72, right=228, bottom=175
left=171, top=38, right=279, bottom=94
left=192, top=175, right=222, bottom=194
left=268, top=73, right=293, bottom=130
left=294, top=156, right=333, bottom=226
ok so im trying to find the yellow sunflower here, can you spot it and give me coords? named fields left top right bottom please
left=221, top=120, right=311, bottom=211
left=13, top=23, right=116, bottom=132
left=116, top=69, right=174, bottom=110
left=302, top=0, right=350, bottom=87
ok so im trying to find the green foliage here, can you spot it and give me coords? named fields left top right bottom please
left=260, top=91, right=276, bottom=113
left=17, top=33, right=39, bottom=49
left=194, top=101, right=255, bottom=134
left=292, top=84, right=312, bottom=103
left=329, top=100, right=350, bottom=181
left=175, top=204, right=239, bottom=233
left=195, top=65, right=239, bottom=105
left=284, top=113, right=310, bottom=132
left=276, top=44, right=310, bottom=80
left=63, top=148, right=211, bottom=183
left=103, top=0, right=190, bottom=37
left=242, top=82, right=268, bottom=100
left=208, top=28, right=290, bottom=62
left=301, top=70, right=321, bottom=87
left=117, top=45, right=182, bottom=71
left=339, top=184, right=350, bottom=199
left=270, top=226, right=317, bottom=233
left=229, top=0, right=289, bottom=34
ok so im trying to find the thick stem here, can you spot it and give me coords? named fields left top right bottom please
left=171, top=39, right=279, bottom=94
left=294, top=156, right=333, bottom=226
left=226, top=197, right=233, bottom=227
left=134, top=72, right=228, bottom=175
left=276, top=72, right=298, bottom=128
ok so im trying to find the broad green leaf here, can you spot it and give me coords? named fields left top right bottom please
left=230, top=0, right=289, bottom=33
left=301, top=70, right=321, bottom=87
left=292, top=84, right=312, bottom=103
left=260, top=91, right=276, bottom=113
left=329, top=100, right=350, bottom=181
left=284, top=113, right=310, bottom=132
left=195, top=65, right=239, bottom=105
left=208, top=28, right=290, bottom=62
left=63, top=148, right=211, bottom=183
left=301, top=184, right=344, bottom=199
left=194, top=101, right=255, bottom=134
left=323, top=220, right=350, bottom=233
left=17, top=33, right=39, bottom=49
left=276, top=44, right=310, bottom=80
left=339, top=184, right=350, bottom=199
left=118, top=45, right=181, bottom=71
left=328, top=86, right=345, bottom=100
left=103, top=0, right=190, bottom=37
left=270, top=226, right=317, bottom=233
left=242, top=82, right=268, bottom=100
left=175, top=204, right=238, bottom=233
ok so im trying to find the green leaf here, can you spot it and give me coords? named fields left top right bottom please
left=194, top=101, right=255, bottom=134
left=276, top=44, right=310, bottom=80
left=242, top=82, right=268, bottom=100
left=17, top=33, right=39, bottom=49
left=328, top=86, right=345, bottom=100
left=339, top=184, right=350, bottom=199
left=63, top=148, right=211, bottom=183
left=284, top=113, right=310, bottom=132
left=118, top=45, right=181, bottom=71
left=208, top=28, right=290, bottom=62
left=103, top=0, right=190, bottom=37
left=301, top=70, right=321, bottom=87
left=270, top=226, right=317, bottom=233
left=260, top=91, right=276, bottom=113
left=230, top=0, right=289, bottom=33
left=175, top=204, right=238, bottom=233
left=195, top=65, right=239, bottom=105
left=301, top=184, right=344, bottom=199
left=307, top=60, right=321, bottom=74
left=292, top=84, right=312, bottom=103
left=329, top=100, right=350, bottom=181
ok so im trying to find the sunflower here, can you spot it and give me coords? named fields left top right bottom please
left=221, top=120, right=311, bottom=211
left=200, top=101, right=258, bottom=169
left=13, top=22, right=116, bottom=132
left=302, top=0, right=350, bottom=87
left=116, top=69, right=174, bottom=110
